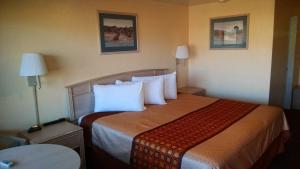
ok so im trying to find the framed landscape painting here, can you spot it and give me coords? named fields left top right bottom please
left=210, top=15, right=248, bottom=49
left=99, top=12, right=138, bottom=53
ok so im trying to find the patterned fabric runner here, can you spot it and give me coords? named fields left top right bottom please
left=130, top=99, right=259, bottom=169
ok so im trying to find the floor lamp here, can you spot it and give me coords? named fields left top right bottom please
left=19, top=53, right=48, bottom=133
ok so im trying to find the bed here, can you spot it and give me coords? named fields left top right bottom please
left=66, top=69, right=289, bottom=169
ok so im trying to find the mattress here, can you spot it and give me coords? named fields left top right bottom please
left=88, top=94, right=289, bottom=169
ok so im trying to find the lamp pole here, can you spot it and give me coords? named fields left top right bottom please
left=32, top=80, right=40, bottom=126
left=27, top=75, right=42, bottom=132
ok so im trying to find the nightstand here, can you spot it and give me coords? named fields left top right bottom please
left=19, top=121, right=86, bottom=169
left=178, top=87, right=206, bottom=96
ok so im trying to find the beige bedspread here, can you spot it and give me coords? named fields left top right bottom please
left=91, top=94, right=289, bottom=169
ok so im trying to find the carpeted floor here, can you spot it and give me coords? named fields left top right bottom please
left=267, top=110, right=300, bottom=169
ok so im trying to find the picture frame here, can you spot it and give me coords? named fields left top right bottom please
left=210, top=15, right=248, bottom=49
left=99, top=12, right=138, bottom=53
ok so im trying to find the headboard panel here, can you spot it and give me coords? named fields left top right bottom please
left=66, top=69, right=169, bottom=121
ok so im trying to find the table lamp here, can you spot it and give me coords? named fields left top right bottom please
left=176, top=45, right=189, bottom=87
left=19, top=53, right=48, bottom=133
left=176, top=45, right=189, bottom=60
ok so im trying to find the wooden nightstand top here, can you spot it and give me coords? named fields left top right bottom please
left=178, top=87, right=206, bottom=96
left=19, top=121, right=82, bottom=144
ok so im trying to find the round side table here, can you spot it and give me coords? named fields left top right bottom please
left=0, top=144, right=80, bottom=169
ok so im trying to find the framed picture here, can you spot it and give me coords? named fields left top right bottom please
left=210, top=15, right=248, bottom=49
left=99, top=12, right=138, bottom=53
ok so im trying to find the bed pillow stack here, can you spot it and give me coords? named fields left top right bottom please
left=93, top=72, right=177, bottom=112
left=117, top=77, right=166, bottom=105
left=132, top=72, right=177, bottom=100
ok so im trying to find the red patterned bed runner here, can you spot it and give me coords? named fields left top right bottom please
left=130, top=99, right=259, bottom=169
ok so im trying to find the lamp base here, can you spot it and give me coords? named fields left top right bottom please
left=27, top=124, right=42, bottom=133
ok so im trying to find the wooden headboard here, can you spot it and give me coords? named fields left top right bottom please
left=66, top=69, right=169, bottom=121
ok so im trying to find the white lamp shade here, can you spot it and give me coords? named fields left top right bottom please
left=19, top=53, right=48, bottom=76
left=176, top=45, right=189, bottom=59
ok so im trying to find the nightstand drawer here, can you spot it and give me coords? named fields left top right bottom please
left=44, top=131, right=82, bottom=149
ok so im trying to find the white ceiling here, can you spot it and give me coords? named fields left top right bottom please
left=155, top=0, right=228, bottom=6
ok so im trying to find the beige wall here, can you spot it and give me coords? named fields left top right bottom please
left=0, top=0, right=188, bottom=130
left=188, top=0, right=275, bottom=104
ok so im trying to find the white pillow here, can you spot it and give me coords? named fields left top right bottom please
left=131, top=77, right=166, bottom=105
left=132, top=72, right=177, bottom=99
left=93, top=82, right=144, bottom=112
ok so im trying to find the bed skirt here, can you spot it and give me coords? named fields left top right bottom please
left=87, top=131, right=289, bottom=169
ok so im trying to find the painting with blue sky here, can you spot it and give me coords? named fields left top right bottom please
left=99, top=13, right=137, bottom=52
left=210, top=15, right=248, bottom=49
